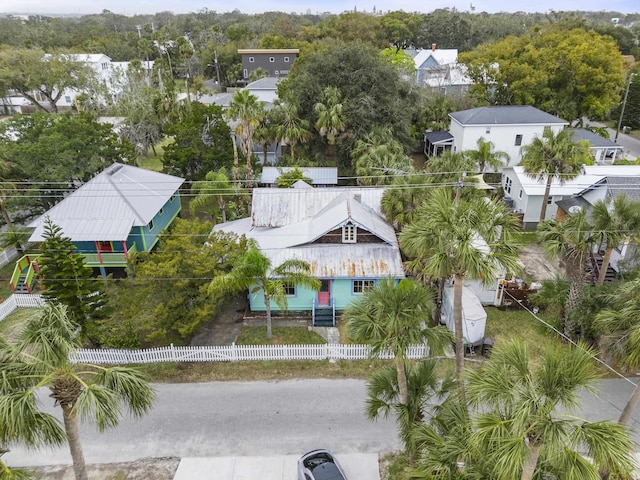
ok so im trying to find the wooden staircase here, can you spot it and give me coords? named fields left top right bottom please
left=589, top=252, right=618, bottom=283
left=312, top=299, right=335, bottom=327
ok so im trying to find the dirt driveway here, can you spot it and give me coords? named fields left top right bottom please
left=518, top=244, right=562, bottom=282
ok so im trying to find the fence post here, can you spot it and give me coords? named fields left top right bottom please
left=170, top=343, right=176, bottom=362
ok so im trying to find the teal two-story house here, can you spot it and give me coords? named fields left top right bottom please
left=213, top=185, right=405, bottom=326
left=11, top=163, right=184, bottom=293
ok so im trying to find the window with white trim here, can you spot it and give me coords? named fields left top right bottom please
left=342, top=223, right=356, bottom=243
left=149, top=219, right=154, bottom=230
left=485, top=127, right=491, bottom=134
left=515, top=134, right=523, bottom=146
left=284, top=57, right=290, bottom=63
left=353, top=280, right=375, bottom=294
left=283, top=282, right=295, bottom=296
left=504, top=177, right=512, bottom=195
left=518, top=189, right=523, bottom=199
left=249, top=56, right=255, bottom=63
left=269, top=57, right=275, bottom=63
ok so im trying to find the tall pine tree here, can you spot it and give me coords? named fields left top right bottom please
left=38, top=217, right=109, bottom=343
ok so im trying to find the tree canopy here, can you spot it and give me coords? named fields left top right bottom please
left=460, top=24, right=626, bottom=122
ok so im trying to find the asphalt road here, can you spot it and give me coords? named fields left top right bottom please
left=6, top=377, right=640, bottom=468
left=584, top=119, right=640, bottom=160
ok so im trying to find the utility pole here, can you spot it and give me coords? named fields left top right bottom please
left=615, top=72, right=635, bottom=143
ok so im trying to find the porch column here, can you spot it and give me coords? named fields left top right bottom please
left=123, top=240, right=129, bottom=261
left=94, top=241, right=103, bottom=264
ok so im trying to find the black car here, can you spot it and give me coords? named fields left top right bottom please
left=297, top=449, right=347, bottom=480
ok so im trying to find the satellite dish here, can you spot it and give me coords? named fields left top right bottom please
left=568, top=205, right=583, bottom=214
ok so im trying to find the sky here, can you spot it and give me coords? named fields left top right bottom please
left=1, top=0, right=638, bottom=16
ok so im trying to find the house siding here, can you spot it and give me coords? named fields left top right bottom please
left=451, top=121, right=565, bottom=168
left=248, top=277, right=402, bottom=313
left=128, top=194, right=182, bottom=252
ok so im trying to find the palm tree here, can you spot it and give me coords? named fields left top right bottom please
left=271, top=99, right=311, bottom=160
left=0, top=335, right=67, bottom=479
left=537, top=209, right=595, bottom=338
left=344, top=278, right=453, bottom=406
left=381, top=174, right=431, bottom=231
left=190, top=168, right=236, bottom=224
left=253, top=110, right=276, bottom=165
left=0, top=227, right=31, bottom=257
left=209, top=241, right=320, bottom=339
left=590, top=194, right=640, bottom=285
left=425, top=150, right=477, bottom=188
left=466, top=338, right=635, bottom=480
left=400, top=189, right=521, bottom=402
left=366, top=360, right=455, bottom=461
left=0, top=303, right=155, bottom=480
left=520, top=128, right=591, bottom=223
left=352, top=127, right=413, bottom=186
left=595, top=278, right=640, bottom=425
left=226, top=90, right=265, bottom=186
left=465, top=137, right=509, bottom=172
left=314, top=86, right=345, bottom=165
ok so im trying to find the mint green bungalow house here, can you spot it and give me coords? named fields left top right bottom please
left=11, top=163, right=184, bottom=293
left=213, top=185, right=405, bottom=326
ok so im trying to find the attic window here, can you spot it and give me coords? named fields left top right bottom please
left=342, top=223, right=356, bottom=243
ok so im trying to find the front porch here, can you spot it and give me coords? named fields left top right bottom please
left=9, top=242, right=137, bottom=293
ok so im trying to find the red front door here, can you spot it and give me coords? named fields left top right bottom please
left=318, top=280, right=331, bottom=305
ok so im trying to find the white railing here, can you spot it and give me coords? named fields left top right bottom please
left=0, top=294, right=45, bottom=321
left=71, top=343, right=430, bottom=365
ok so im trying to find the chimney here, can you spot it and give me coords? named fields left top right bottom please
left=431, top=43, right=437, bottom=52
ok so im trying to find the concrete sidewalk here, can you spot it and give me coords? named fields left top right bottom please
left=173, top=453, right=380, bottom=480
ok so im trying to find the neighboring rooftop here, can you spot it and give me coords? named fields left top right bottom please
left=28, top=163, right=184, bottom=242
left=260, top=167, right=338, bottom=186
left=568, top=128, right=623, bottom=149
left=450, top=106, right=568, bottom=126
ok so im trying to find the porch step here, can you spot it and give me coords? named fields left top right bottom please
left=313, top=306, right=334, bottom=327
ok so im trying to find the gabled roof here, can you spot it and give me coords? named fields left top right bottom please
left=450, top=106, right=568, bottom=126
left=413, top=48, right=458, bottom=69
left=214, top=187, right=403, bottom=278
left=568, top=128, right=623, bottom=149
left=251, top=187, right=384, bottom=227
left=260, top=167, right=338, bottom=185
left=28, top=163, right=184, bottom=242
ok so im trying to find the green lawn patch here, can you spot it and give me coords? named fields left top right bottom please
left=0, top=308, right=37, bottom=342
left=236, top=326, right=326, bottom=345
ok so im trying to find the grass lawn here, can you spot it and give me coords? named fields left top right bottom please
left=236, top=326, right=326, bottom=345
left=137, top=136, right=172, bottom=172
left=0, top=261, right=16, bottom=301
left=0, top=308, right=37, bottom=342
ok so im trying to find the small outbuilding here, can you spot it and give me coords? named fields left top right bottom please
left=441, top=285, right=488, bottom=347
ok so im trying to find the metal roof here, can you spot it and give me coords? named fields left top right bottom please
left=213, top=188, right=403, bottom=278
left=245, top=77, right=281, bottom=90
left=508, top=165, right=640, bottom=197
left=251, top=188, right=385, bottom=227
left=28, top=163, right=184, bottom=242
left=450, top=106, right=568, bottom=126
left=265, top=244, right=405, bottom=278
left=260, top=167, right=338, bottom=185
left=605, top=177, right=640, bottom=201
left=413, top=49, right=458, bottom=68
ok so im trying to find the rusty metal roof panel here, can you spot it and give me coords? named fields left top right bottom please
left=251, top=188, right=385, bottom=227
left=265, top=244, right=405, bottom=278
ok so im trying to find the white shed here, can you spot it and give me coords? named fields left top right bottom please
left=441, top=285, right=487, bottom=347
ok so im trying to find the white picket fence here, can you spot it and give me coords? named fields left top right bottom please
left=71, top=343, right=429, bottom=365
left=0, top=294, right=45, bottom=321
left=0, top=294, right=429, bottom=365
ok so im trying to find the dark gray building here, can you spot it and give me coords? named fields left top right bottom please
left=238, top=49, right=299, bottom=80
